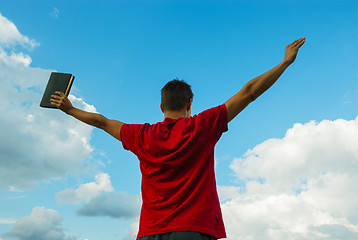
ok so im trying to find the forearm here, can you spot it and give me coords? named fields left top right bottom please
left=67, top=107, right=107, bottom=129
left=225, top=60, right=291, bottom=122
left=245, top=60, right=290, bottom=101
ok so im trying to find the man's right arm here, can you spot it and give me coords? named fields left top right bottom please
left=225, top=37, right=305, bottom=123
left=51, top=92, right=124, bottom=141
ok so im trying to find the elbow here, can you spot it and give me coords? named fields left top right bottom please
left=95, top=121, right=104, bottom=129
left=245, top=84, right=258, bottom=102
left=249, top=92, right=258, bottom=102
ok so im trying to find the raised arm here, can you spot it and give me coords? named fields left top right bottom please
left=225, top=37, right=305, bottom=123
left=50, top=92, right=124, bottom=141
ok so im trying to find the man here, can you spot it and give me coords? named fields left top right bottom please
left=51, top=38, right=305, bottom=240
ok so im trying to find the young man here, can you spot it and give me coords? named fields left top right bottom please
left=51, top=38, right=305, bottom=240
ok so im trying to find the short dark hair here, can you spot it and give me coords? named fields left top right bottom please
left=161, top=79, right=194, bottom=111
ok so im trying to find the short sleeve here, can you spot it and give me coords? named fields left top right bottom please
left=120, top=123, right=143, bottom=152
left=196, top=104, right=228, bottom=142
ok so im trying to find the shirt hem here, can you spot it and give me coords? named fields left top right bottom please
left=137, top=225, right=227, bottom=239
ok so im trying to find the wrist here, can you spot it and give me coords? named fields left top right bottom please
left=280, top=60, right=291, bottom=68
left=66, top=106, right=76, bottom=115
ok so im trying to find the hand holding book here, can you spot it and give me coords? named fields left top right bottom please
left=42, top=72, right=108, bottom=130
left=51, top=91, right=111, bottom=131
left=50, top=91, right=74, bottom=114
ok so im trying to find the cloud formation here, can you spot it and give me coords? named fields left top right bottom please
left=56, top=173, right=114, bottom=204
left=0, top=13, right=96, bottom=189
left=0, top=218, right=16, bottom=224
left=77, top=192, right=141, bottom=220
left=221, top=117, right=358, bottom=239
left=0, top=13, right=38, bottom=50
left=2, top=207, right=76, bottom=240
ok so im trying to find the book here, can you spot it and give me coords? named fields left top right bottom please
left=40, top=72, right=75, bottom=108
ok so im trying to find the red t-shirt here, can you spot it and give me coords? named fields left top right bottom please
left=120, top=104, right=228, bottom=239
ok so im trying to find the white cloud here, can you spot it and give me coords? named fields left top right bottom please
left=0, top=13, right=38, bottom=50
left=77, top=192, right=141, bottom=220
left=50, top=8, right=60, bottom=19
left=217, top=186, right=241, bottom=202
left=0, top=48, right=32, bottom=67
left=56, top=173, right=114, bottom=204
left=2, top=207, right=76, bottom=240
left=0, top=218, right=16, bottom=224
left=221, top=116, right=358, bottom=240
left=122, top=220, right=139, bottom=240
left=9, top=186, right=24, bottom=192
left=0, top=14, right=96, bottom=189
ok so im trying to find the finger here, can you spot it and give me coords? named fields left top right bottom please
left=293, top=38, right=305, bottom=47
left=55, top=91, right=65, bottom=97
left=50, top=102, right=59, bottom=107
left=288, top=41, right=296, bottom=47
left=297, top=39, right=305, bottom=48
left=289, top=38, right=300, bottom=46
left=292, top=39, right=302, bottom=47
left=290, top=38, right=305, bottom=47
left=50, top=98, right=60, bottom=104
left=51, top=94, right=61, bottom=100
left=292, top=40, right=304, bottom=49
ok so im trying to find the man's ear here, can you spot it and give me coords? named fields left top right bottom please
left=186, top=98, right=193, bottom=111
left=160, top=102, right=164, bottom=113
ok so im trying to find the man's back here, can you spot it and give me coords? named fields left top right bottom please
left=120, top=104, right=228, bottom=239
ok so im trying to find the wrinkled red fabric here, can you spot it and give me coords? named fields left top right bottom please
left=120, top=104, right=228, bottom=239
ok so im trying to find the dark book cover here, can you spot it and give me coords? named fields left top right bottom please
left=40, top=72, right=75, bottom=108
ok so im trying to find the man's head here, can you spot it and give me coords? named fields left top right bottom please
left=160, top=79, right=193, bottom=114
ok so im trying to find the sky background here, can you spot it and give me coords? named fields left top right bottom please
left=0, top=0, right=357, bottom=239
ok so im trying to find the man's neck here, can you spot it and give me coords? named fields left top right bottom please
left=164, top=109, right=189, bottom=119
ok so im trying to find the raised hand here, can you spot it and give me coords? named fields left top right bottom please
left=50, top=91, right=74, bottom=114
left=283, top=37, right=305, bottom=65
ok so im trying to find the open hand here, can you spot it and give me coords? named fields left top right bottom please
left=50, top=91, right=74, bottom=114
left=283, top=37, right=305, bottom=65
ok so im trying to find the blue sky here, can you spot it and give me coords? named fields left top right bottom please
left=0, top=1, right=357, bottom=240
